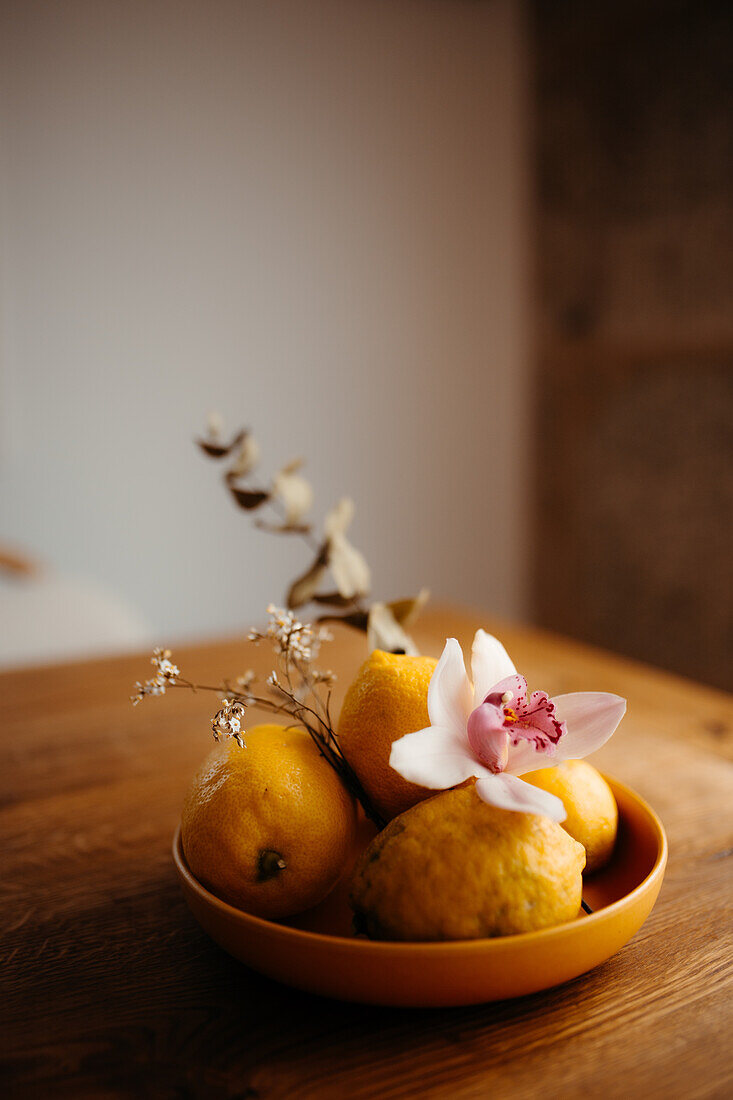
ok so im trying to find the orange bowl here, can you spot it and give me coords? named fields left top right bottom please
left=172, top=775, right=667, bottom=1007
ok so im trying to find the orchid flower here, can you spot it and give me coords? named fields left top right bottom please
left=389, top=630, right=626, bottom=821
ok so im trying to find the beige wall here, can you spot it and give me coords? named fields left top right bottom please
left=0, top=0, right=530, bottom=641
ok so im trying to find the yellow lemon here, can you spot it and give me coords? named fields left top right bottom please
left=524, top=760, right=618, bottom=873
left=181, top=724, right=357, bottom=919
left=337, top=650, right=438, bottom=821
left=350, top=785, right=586, bottom=940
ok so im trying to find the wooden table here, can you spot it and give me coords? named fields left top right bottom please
left=2, top=608, right=732, bottom=1098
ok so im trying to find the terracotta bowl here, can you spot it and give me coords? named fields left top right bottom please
left=172, top=775, right=667, bottom=1007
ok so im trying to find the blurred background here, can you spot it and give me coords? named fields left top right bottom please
left=0, top=0, right=731, bottom=688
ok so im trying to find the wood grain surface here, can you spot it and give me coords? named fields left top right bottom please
left=2, top=607, right=732, bottom=1099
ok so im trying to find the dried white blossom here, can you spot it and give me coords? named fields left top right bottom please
left=233, top=669, right=256, bottom=696
left=131, top=677, right=167, bottom=704
left=212, top=698, right=246, bottom=746
left=291, top=637, right=313, bottom=662
left=151, top=647, right=179, bottom=682
left=258, top=604, right=326, bottom=664
left=264, top=604, right=301, bottom=650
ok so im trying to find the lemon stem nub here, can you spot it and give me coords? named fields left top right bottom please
left=257, top=849, right=287, bottom=881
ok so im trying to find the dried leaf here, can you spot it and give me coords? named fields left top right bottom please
left=324, top=497, right=355, bottom=539
left=387, top=588, right=430, bottom=627
left=316, top=609, right=369, bottom=632
left=196, top=429, right=246, bottom=459
left=228, top=433, right=261, bottom=478
left=207, top=411, right=224, bottom=438
left=312, top=591, right=357, bottom=608
left=279, top=457, right=305, bottom=476
left=367, top=602, right=419, bottom=655
left=272, top=466, right=314, bottom=526
left=322, top=498, right=370, bottom=598
left=229, top=485, right=270, bottom=510
left=286, top=544, right=329, bottom=608
left=329, top=535, right=371, bottom=599
left=255, top=520, right=312, bottom=536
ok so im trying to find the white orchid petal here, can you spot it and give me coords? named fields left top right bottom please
left=389, top=725, right=487, bottom=789
left=551, top=692, right=626, bottom=763
left=505, top=739, right=553, bottom=777
left=470, top=629, right=517, bottom=706
left=475, top=773, right=566, bottom=821
left=427, top=638, right=473, bottom=735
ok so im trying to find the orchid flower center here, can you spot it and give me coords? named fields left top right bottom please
left=467, top=679, right=567, bottom=773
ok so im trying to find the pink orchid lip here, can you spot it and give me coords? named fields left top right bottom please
left=467, top=702, right=510, bottom=773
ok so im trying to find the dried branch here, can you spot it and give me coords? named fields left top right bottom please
left=132, top=610, right=386, bottom=829
left=196, top=414, right=427, bottom=648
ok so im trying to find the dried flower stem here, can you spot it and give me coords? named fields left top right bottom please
left=170, top=673, right=386, bottom=829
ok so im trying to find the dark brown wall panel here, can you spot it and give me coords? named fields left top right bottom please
left=533, top=0, right=733, bottom=688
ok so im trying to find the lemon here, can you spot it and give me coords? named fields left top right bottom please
left=523, top=760, right=618, bottom=873
left=350, top=784, right=586, bottom=940
left=181, top=724, right=357, bottom=919
left=337, top=650, right=437, bottom=821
